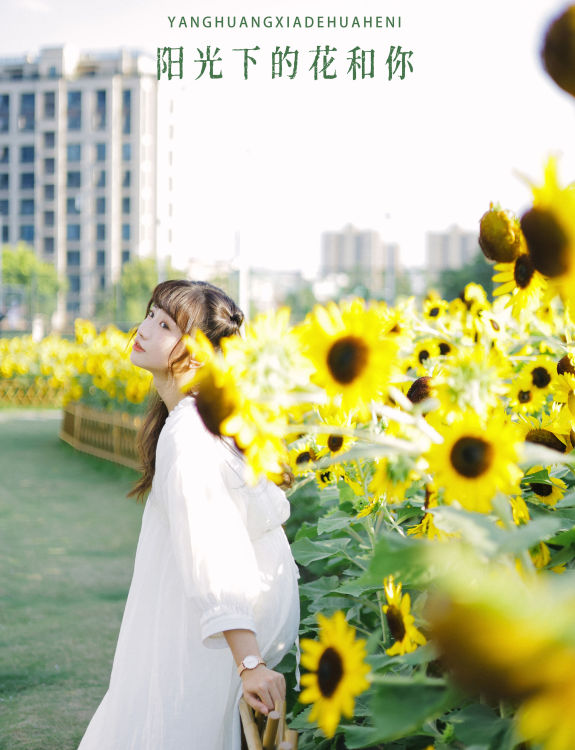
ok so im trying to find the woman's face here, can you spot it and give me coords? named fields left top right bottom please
left=130, top=305, right=184, bottom=375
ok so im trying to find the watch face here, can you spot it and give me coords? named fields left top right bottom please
left=244, top=655, right=259, bottom=669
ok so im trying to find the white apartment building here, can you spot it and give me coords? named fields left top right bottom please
left=426, top=225, right=480, bottom=276
left=320, top=223, right=400, bottom=299
left=0, top=45, right=163, bottom=321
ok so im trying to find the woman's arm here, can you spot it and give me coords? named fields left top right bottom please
left=223, top=628, right=285, bottom=715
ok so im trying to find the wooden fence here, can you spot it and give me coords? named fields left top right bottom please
left=0, top=380, right=63, bottom=408
left=60, top=402, right=142, bottom=470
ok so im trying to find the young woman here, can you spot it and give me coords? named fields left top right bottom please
left=78, top=280, right=300, bottom=750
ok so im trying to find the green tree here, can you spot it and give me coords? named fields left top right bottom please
left=438, top=252, right=494, bottom=301
left=1, top=242, right=64, bottom=319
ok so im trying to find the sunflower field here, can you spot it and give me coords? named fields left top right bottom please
left=182, top=9, right=575, bottom=743
left=0, top=319, right=151, bottom=413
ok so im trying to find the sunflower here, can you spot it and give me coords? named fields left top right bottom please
left=408, top=339, right=441, bottom=375
left=434, top=345, right=509, bottom=419
left=299, top=611, right=371, bottom=738
left=288, top=441, right=319, bottom=478
left=492, top=253, right=547, bottom=319
left=382, top=576, right=427, bottom=656
left=296, top=299, right=399, bottom=415
left=479, top=203, right=525, bottom=262
left=525, top=466, right=566, bottom=507
left=520, top=157, right=575, bottom=315
left=369, top=455, right=418, bottom=504
left=510, top=495, right=530, bottom=525
left=553, top=372, right=575, bottom=416
left=407, top=488, right=454, bottom=542
left=424, top=411, right=522, bottom=513
left=508, top=374, right=548, bottom=415
left=524, top=355, right=556, bottom=394
left=423, top=297, right=449, bottom=322
left=314, top=403, right=357, bottom=458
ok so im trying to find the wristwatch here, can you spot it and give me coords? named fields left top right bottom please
left=237, top=655, right=266, bottom=677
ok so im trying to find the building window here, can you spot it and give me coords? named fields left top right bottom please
left=0, top=95, right=9, bottom=132
left=67, top=250, right=80, bottom=267
left=122, top=89, right=131, bottom=134
left=20, top=225, right=35, bottom=242
left=122, top=143, right=131, bottom=162
left=66, top=299, right=81, bottom=314
left=1, top=225, right=8, bottom=242
left=0, top=173, right=9, bottom=189
left=120, top=198, right=130, bottom=216
left=122, top=170, right=131, bottom=188
left=96, top=223, right=106, bottom=241
left=20, top=145, right=35, bottom=163
left=122, top=224, right=131, bottom=241
left=95, top=170, right=106, bottom=188
left=43, top=91, right=55, bottom=119
left=0, top=199, right=8, bottom=215
left=121, top=249, right=131, bottom=265
left=20, top=173, right=34, bottom=189
left=95, top=90, right=106, bottom=130
left=95, top=143, right=106, bottom=161
left=0, top=146, right=8, bottom=163
left=67, top=223, right=81, bottom=240
left=20, top=198, right=35, bottom=217
left=44, top=237, right=54, bottom=254
left=44, top=210, right=55, bottom=227
left=44, top=184, right=55, bottom=201
left=19, top=93, right=35, bottom=131
left=67, top=275, right=81, bottom=293
left=67, top=171, right=81, bottom=188
left=66, top=197, right=80, bottom=215
left=43, top=131, right=55, bottom=149
left=99, top=274, right=106, bottom=290
left=44, top=157, right=55, bottom=175
left=67, top=91, right=82, bottom=130
left=96, top=197, right=106, bottom=214
left=20, top=199, right=34, bottom=215
left=96, top=249, right=106, bottom=267
left=67, top=143, right=81, bottom=161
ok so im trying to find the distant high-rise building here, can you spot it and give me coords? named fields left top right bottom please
left=320, top=223, right=400, bottom=299
left=0, top=45, right=166, bottom=322
left=426, top=225, right=480, bottom=275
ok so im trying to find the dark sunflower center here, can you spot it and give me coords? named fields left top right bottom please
left=518, top=389, right=532, bottom=403
left=450, top=436, right=494, bottom=478
left=327, top=336, right=368, bottom=385
left=317, top=646, right=344, bottom=698
left=385, top=605, right=407, bottom=642
left=327, top=435, right=344, bottom=453
left=521, top=207, right=570, bottom=278
left=407, top=376, right=432, bottom=404
left=525, top=429, right=566, bottom=453
left=513, top=255, right=535, bottom=289
left=296, top=450, right=313, bottom=465
left=530, top=482, right=553, bottom=497
left=195, top=377, right=235, bottom=438
left=418, top=349, right=430, bottom=364
left=319, top=470, right=332, bottom=484
left=429, top=307, right=440, bottom=317
left=557, top=355, right=575, bottom=376
left=439, top=342, right=451, bottom=355
left=531, top=367, right=551, bottom=388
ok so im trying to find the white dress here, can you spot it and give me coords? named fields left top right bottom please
left=78, top=396, right=300, bottom=750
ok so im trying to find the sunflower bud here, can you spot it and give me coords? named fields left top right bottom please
left=542, top=5, right=575, bottom=98
left=521, top=206, right=570, bottom=277
left=478, top=204, right=525, bottom=263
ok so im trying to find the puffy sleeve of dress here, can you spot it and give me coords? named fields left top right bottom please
left=158, top=401, right=263, bottom=649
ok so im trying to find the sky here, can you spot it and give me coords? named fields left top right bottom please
left=3, top=0, right=575, bottom=275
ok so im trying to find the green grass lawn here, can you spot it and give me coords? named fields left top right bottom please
left=0, top=412, right=142, bottom=750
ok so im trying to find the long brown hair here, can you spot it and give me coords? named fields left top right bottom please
left=129, top=280, right=244, bottom=502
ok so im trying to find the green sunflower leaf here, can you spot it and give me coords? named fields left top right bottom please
left=290, top=536, right=351, bottom=566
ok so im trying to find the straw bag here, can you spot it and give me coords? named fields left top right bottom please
left=239, top=697, right=299, bottom=750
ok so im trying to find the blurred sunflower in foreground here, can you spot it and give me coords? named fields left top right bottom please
left=428, top=552, right=575, bottom=750
left=300, top=611, right=370, bottom=738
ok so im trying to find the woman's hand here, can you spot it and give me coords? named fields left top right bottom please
left=240, top=664, right=286, bottom=715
